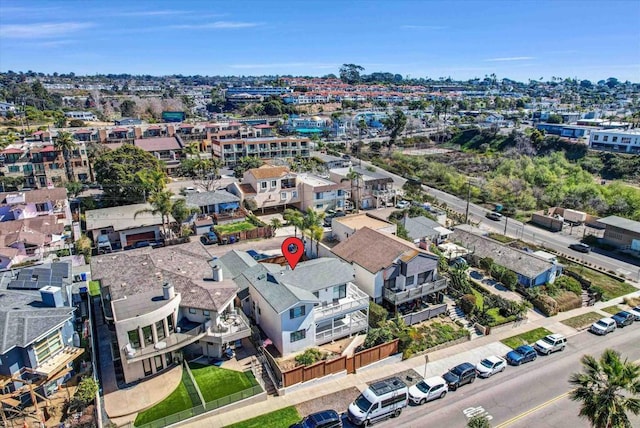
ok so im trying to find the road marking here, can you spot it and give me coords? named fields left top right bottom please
left=494, top=391, right=571, bottom=428
left=463, top=406, right=493, bottom=421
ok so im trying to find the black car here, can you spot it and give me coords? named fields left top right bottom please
left=612, top=311, right=635, bottom=328
left=442, top=362, right=476, bottom=391
left=569, top=243, right=591, bottom=253
left=290, top=410, right=342, bottom=428
left=323, top=210, right=346, bottom=227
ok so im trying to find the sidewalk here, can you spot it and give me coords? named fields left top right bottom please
left=178, top=289, right=640, bottom=428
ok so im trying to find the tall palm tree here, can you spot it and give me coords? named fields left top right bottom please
left=569, top=348, right=640, bottom=428
left=136, top=169, right=168, bottom=199
left=310, top=224, right=324, bottom=258
left=341, top=168, right=362, bottom=212
left=303, top=208, right=325, bottom=257
left=183, top=141, right=201, bottom=158
left=54, top=131, right=76, bottom=182
left=283, top=208, right=304, bottom=238
left=170, top=198, right=199, bottom=236
left=134, top=190, right=173, bottom=238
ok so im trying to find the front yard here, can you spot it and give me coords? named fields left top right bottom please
left=189, top=363, right=258, bottom=403
left=134, top=371, right=196, bottom=427
left=561, top=312, right=603, bottom=330
left=602, top=305, right=624, bottom=315
left=215, top=221, right=257, bottom=235
left=561, top=262, right=638, bottom=300
left=501, top=327, right=553, bottom=350
left=224, top=406, right=300, bottom=428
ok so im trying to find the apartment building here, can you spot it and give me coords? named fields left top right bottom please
left=211, top=136, right=310, bottom=167
left=228, top=165, right=300, bottom=211
left=589, top=129, right=640, bottom=154
left=296, top=174, right=349, bottom=213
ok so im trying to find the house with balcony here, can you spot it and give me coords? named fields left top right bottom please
left=228, top=165, right=300, bottom=212
left=90, top=241, right=250, bottom=384
left=211, top=136, right=310, bottom=167
left=329, top=166, right=396, bottom=210
left=331, top=227, right=447, bottom=324
left=0, top=262, right=84, bottom=405
left=225, top=254, right=368, bottom=356
left=134, top=137, right=184, bottom=176
left=185, top=190, right=244, bottom=225
left=296, top=174, right=349, bottom=213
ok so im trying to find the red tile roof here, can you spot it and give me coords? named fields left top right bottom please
left=74, top=129, right=93, bottom=134
left=112, top=127, right=129, bottom=132
left=1, top=148, right=23, bottom=154
left=254, top=124, right=272, bottom=129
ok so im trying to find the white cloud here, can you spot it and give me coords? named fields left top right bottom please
left=170, top=21, right=261, bottom=30
left=484, top=56, right=535, bottom=62
left=0, top=22, right=94, bottom=39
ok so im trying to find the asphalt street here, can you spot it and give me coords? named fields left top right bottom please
left=373, top=325, right=640, bottom=428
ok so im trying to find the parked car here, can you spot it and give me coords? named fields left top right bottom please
left=347, top=377, right=408, bottom=426
left=628, top=306, right=640, bottom=321
left=590, top=317, right=617, bottom=335
left=533, top=334, right=567, bottom=355
left=506, top=345, right=537, bottom=366
left=568, top=243, right=591, bottom=253
left=485, top=211, right=503, bottom=221
left=200, top=231, right=218, bottom=245
left=475, top=356, right=507, bottom=378
left=612, top=311, right=635, bottom=328
left=323, top=210, right=346, bottom=227
left=442, top=362, right=476, bottom=391
left=408, top=376, right=448, bottom=405
left=290, top=410, right=342, bottom=428
left=396, top=200, right=410, bottom=209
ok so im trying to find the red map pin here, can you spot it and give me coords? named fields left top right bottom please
left=281, top=236, right=304, bottom=270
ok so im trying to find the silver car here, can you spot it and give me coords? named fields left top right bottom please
left=475, top=356, right=507, bottom=378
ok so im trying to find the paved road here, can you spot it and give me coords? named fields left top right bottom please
left=374, top=326, right=640, bottom=428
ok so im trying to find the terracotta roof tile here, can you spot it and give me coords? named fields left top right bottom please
left=247, top=165, right=290, bottom=180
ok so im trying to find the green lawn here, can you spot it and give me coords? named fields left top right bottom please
left=215, top=221, right=256, bottom=235
left=486, top=307, right=509, bottom=324
left=224, top=406, right=300, bottom=428
left=134, top=372, right=197, bottom=427
left=189, top=363, right=258, bottom=403
left=471, top=288, right=484, bottom=309
left=565, top=264, right=638, bottom=300
left=88, top=280, right=101, bottom=297
left=602, top=305, right=623, bottom=315
left=487, top=233, right=513, bottom=244
left=561, top=312, right=603, bottom=329
left=501, top=327, right=553, bottom=350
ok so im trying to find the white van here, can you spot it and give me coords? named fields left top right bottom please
left=347, top=377, right=408, bottom=426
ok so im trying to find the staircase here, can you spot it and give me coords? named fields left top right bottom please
left=581, top=289, right=595, bottom=307
left=252, top=357, right=277, bottom=395
left=449, top=303, right=483, bottom=339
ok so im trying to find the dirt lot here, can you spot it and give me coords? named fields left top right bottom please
left=296, top=386, right=361, bottom=417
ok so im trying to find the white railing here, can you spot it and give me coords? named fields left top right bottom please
left=315, top=312, right=368, bottom=343
left=313, top=288, right=369, bottom=322
left=208, top=310, right=251, bottom=343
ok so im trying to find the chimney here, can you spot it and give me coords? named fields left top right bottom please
left=40, top=286, right=64, bottom=308
left=162, top=282, right=175, bottom=300
left=212, top=265, right=223, bottom=282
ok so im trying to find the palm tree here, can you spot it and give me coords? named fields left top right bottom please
left=569, top=348, right=640, bottom=428
left=310, top=224, right=324, bottom=258
left=341, top=168, right=362, bottom=212
left=136, top=169, right=168, bottom=199
left=54, top=131, right=77, bottom=182
left=302, top=208, right=325, bottom=257
left=183, top=141, right=201, bottom=158
left=170, top=198, right=199, bottom=236
left=269, top=218, right=282, bottom=237
left=134, top=190, right=173, bottom=238
left=283, top=208, right=304, bottom=238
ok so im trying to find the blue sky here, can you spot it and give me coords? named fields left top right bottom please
left=1, top=0, right=639, bottom=82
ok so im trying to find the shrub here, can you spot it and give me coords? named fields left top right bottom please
left=555, top=276, right=582, bottom=295
left=294, top=348, right=324, bottom=366
left=460, top=294, right=477, bottom=315
left=74, top=377, right=99, bottom=405
left=500, top=270, right=518, bottom=291
left=368, top=301, right=389, bottom=328
left=555, top=291, right=582, bottom=312
left=531, top=294, right=558, bottom=316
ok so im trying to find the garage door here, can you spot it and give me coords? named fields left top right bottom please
left=125, top=231, right=156, bottom=246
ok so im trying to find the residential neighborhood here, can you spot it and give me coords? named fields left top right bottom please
left=1, top=1, right=640, bottom=427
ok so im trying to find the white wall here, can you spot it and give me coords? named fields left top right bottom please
left=352, top=264, right=380, bottom=301
left=280, top=302, right=316, bottom=355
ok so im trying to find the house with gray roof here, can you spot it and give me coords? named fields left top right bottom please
left=452, top=226, right=562, bottom=287
left=0, top=262, right=84, bottom=404
left=185, top=190, right=243, bottom=226
left=219, top=253, right=369, bottom=356
left=400, top=215, right=453, bottom=245
left=90, top=241, right=251, bottom=384
left=597, top=215, right=640, bottom=251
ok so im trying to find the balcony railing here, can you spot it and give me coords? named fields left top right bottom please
left=383, top=278, right=448, bottom=305
left=125, top=324, right=205, bottom=363
left=315, top=311, right=368, bottom=344
left=313, top=286, right=369, bottom=322
left=207, top=310, right=252, bottom=344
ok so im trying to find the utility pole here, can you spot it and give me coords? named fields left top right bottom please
left=504, top=215, right=508, bottom=236
left=464, top=180, right=471, bottom=224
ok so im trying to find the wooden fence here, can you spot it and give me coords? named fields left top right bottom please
left=280, top=339, right=399, bottom=387
left=217, top=226, right=274, bottom=244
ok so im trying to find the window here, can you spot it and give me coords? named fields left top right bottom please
left=316, top=204, right=323, bottom=209
left=417, top=272, right=428, bottom=285
left=203, top=310, right=210, bottom=317
left=289, top=306, right=306, bottom=319
left=612, top=136, right=618, bottom=142
left=261, top=181, right=267, bottom=190
left=381, top=393, right=408, bottom=408
left=155, top=355, right=164, bottom=371
left=8, top=166, right=19, bottom=173
left=34, top=331, right=63, bottom=364
left=622, top=137, right=631, bottom=144
left=290, top=329, right=306, bottom=342
left=155, top=321, right=165, bottom=341
left=333, top=284, right=347, bottom=300
left=593, top=135, right=599, bottom=141
left=189, top=308, right=197, bottom=314
left=281, top=192, right=287, bottom=200
left=271, top=180, right=277, bottom=188
left=35, top=203, right=48, bottom=213
left=315, top=192, right=323, bottom=200
left=384, top=278, right=396, bottom=289
left=142, top=325, right=153, bottom=346
left=603, top=136, right=609, bottom=142
left=406, top=276, right=415, bottom=286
